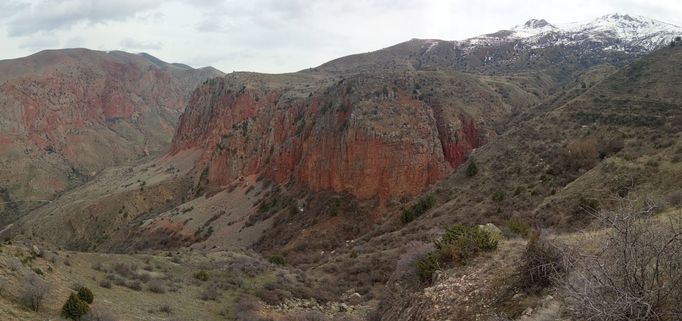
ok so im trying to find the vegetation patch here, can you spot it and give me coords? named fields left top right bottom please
left=416, top=224, right=498, bottom=282
left=400, top=195, right=436, bottom=224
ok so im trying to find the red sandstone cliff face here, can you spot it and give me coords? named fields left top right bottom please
left=0, top=49, right=222, bottom=222
left=172, top=72, right=501, bottom=200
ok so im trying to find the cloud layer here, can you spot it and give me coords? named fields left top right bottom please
left=0, top=0, right=681, bottom=73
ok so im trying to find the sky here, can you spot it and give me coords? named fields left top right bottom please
left=0, top=0, right=681, bottom=73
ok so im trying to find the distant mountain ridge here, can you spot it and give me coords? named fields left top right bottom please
left=0, top=48, right=223, bottom=224
left=472, top=13, right=682, bottom=52
left=316, top=13, right=682, bottom=76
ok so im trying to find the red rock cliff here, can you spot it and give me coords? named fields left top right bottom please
left=172, top=72, right=495, bottom=200
left=0, top=49, right=223, bottom=221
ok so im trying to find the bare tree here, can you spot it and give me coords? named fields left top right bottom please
left=20, top=272, right=49, bottom=311
left=563, top=198, right=682, bottom=321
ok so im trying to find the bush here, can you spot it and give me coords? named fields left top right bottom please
left=113, top=263, right=131, bottom=277
left=82, top=307, right=119, bottom=321
left=200, top=285, right=219, bottom=301
left=393, top=241, right=434, bottom=282
left=159, top=304, right=172, bottom=314
left=78, top=286, right=94, bottom=304
left=505, top=218, right=530, bottom=238
left=564, top=198, right=682, bottom=320
left=148, top=279, right=166, bottom=293
left=99, top=279, right=112, bottom=289
left=562, top=138, right=599, bottom=171
left=125, top=281, right=142, bottom=291
left=415, top=252, right=442, bottom=282
left=416, top=224, right=498, bottom=282
left=194, top=270, right=209, bottom=281
left=268, top=255, right=286, bottom=266
left=20, top=272, right=49, bottom=311
left=518, top=230, right=565, bottom=293
left=577, top=197, right=600, bottom=212
left=492, top=191, right=505, bottom=202
left=434, top=224, right=498, bottom=263
left=400, top=195, right=436, bottom=224
left=62, top=293, right=90, bottom=320
left=466, top=159, right=478, bottom=177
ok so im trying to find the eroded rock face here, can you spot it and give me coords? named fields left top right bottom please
left=0, top=49, right=223, bottom=222
left=172, top=71, right=497, bottom=200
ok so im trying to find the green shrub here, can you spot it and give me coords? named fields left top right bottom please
left=416, top=252, right=442, bottom=282
left=268, top=255, right=286, bottom=266
left=77, top=287, right=94, bottom=304
left=435, top=224, right=498, bottom=263
left=492, top=191, right=506, bottom=202
left=61, top=293, right=89, bottom=320
left=505, top=218, right=530, bottom=238
left=466, top=160, right=478, bottom=177
left=194, top=270, right=209, bottom=281
left=416, top=224, right=498, bottom=282
left=400, top=195, right=436, bottom=224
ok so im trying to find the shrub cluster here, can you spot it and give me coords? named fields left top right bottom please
left=504, top=218, right=530, bottom=238
left=194, top=270, right=209, bottom=281
left=518, top=231, right=565, bottom=293
left=62, top=292, right=90, bottom=320
left=465, top=159, right=478, bottom=177
left=268, top=255, right=286, bottom=266
left=400, top=195, right=436, bottom=224
left=416, top=224, right=498, bottom=282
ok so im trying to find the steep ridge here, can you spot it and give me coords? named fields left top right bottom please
left=315, top=14, right=681, bottom=78
left=6, top=15, right=680, bottom=256
left=4, top=69, right=547, bottom=252
left=0, top=49, right=223, bottom=224
left=345, top=44, right=682, bottom=321
left=170, top=71, right=519, bottom=200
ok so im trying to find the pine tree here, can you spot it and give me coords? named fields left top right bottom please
left=77, top=286, right=94, bottom=304
left=61, top=293, right=89, bottom=320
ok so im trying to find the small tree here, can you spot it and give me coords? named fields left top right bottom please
left=77, top=286, right=94, bottom=304
left=564, top=198, right=682, bottom=320
left=20, top=272, right=49, bottom=311
left=62, top=293, right=90, bottom=320
left=465, top=159, right=478, bottom=177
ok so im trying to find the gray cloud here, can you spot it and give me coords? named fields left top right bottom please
left=1, top=0, right=681, bottom=74
left=5, top=0, right=163, bottom=36
left=64, top=36, right=85, bottom=48
left=120, top=37, right=163, bottom=50
left=0, top=1, right=29, bottom=18
left=18, top=34, right=59, bottom=51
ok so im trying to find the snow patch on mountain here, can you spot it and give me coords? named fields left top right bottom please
left=463, top=13, right=682, bottom=53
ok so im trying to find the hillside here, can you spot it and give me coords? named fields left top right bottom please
left=0, top=49, right=224, bottom=224
left=1, top=13, right=682, bottom=321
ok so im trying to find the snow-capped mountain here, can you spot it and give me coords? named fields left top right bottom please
left=317, top=14, right=681, bottom=75
left=465, top=13, right=682, bottom=53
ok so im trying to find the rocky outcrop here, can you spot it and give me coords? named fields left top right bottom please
left=172, top=71, right=503, bottom=200
left=0, top=49, right=222, bottom=223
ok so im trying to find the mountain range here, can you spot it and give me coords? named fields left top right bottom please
left=0, top=13, right=681, bottom=321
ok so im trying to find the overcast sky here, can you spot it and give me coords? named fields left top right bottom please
left=0, top=0, right=681, bottom=73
